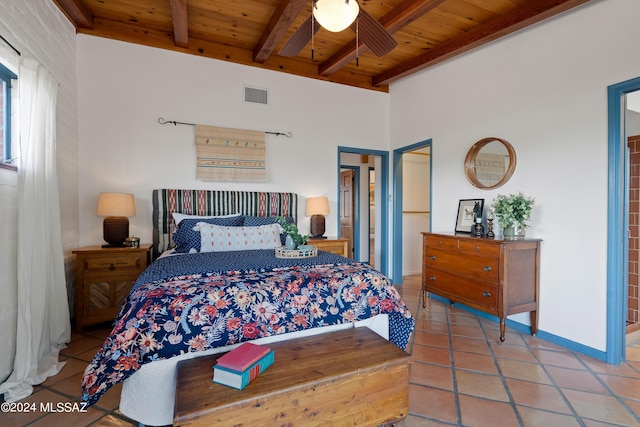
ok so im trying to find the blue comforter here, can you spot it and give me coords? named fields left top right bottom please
left=81, top=249, right=415, bottom=406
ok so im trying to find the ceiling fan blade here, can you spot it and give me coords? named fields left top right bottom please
left=279, top=15, right=320, bottom=56
left=355, top=8, right=398, bottom=57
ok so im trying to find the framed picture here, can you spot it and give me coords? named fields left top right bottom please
left=455, top=199, right=484, bottom=233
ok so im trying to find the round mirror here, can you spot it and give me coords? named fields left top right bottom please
left=464, top=137, right=516, bottom=189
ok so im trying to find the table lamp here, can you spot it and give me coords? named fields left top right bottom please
left=306, top=196, right=330, bottom=238
left=96, top=192, right=136, bottom=247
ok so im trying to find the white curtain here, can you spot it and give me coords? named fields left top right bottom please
left=0, top=58, right=71, bottom=401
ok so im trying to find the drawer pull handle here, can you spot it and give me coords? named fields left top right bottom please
left=437, top=241, right=443, bottom=246
left=109, top=263, right=115, bottom=271
left=429, top=276, right=436, bottom=281
left=483, top=266, right=492, bottom=272
left=429, top=255, right=436, bottom=260
left=482, top=291, right=491, bottom=297
left=475, top=246, right=481, bottom=252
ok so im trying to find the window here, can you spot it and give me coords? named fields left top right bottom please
left=0, top=62, right=17, bottom=168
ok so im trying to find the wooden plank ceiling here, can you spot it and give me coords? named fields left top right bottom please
left=53, top=0, right=590, bottom=92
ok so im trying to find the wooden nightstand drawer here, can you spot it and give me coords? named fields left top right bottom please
left=83, top=255, right=142, bottom=272
left=73, top=245, right=151, bottom=331
left=309, top=238, right=349, bottom=257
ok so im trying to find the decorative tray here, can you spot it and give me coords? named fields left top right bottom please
left=275, top=245, right=318, bottom=259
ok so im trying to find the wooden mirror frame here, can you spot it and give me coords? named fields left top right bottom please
left=464, top=137, right=517, bottom=189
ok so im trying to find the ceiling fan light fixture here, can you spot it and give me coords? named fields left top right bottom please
left=313, top=0, right=360, bottom=33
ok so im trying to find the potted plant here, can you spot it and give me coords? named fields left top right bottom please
left=277, top=217, right=309, bottom=249
left=491, top=192, right=534, bottom=239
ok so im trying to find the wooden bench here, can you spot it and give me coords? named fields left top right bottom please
left=174, top=327, right=412, bottom=427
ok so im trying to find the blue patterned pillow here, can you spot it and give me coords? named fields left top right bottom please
left=243, top=216, right=294, bottom=244
left=173, top=216, right=244, bottom=253
left=242, top=216, right=293, bottom=226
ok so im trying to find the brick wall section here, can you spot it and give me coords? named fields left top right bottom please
left=0, top=0, right=79, bottom=382
left=629, top=134, right=640, bottom=332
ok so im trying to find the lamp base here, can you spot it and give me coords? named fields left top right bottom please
left=103, top=216, right=129, bottom=247
left=310, top=214, right=326, bottom=238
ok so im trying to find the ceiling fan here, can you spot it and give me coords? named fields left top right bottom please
left=279, top=0, right=398, bottom=59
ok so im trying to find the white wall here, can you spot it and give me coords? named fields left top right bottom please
left=76, top=36, right=389, bottom=246
left=390, top=0, right=640, bottom=351
left=402, top=151, right=430, bottom=275
left=0, top=0, right=79, bottom=382
left=628, top=110, right=640, bottom=136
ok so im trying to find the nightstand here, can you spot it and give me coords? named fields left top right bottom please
left=309, top=237, right=350, bottom=258
left=72, top=244, right=151, bottom=331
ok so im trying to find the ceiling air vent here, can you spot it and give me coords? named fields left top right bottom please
left=243, top=85, right=268, bottom=105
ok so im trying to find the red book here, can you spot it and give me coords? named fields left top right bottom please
left=215, top=342, right=271, bottom=372
left=213, top=350, right=275, bottom=390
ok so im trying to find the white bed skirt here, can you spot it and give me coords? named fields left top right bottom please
left=119, top=314, right=390, bottom=426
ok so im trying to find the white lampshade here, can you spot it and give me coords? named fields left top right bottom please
left=306, top=196, right=330, bottom=216
left=96, top=192, right=136, bottom=217
left=313, top=0, right=360, bottom=33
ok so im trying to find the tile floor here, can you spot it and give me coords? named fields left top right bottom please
left=2, top=274, right=640, bottom=426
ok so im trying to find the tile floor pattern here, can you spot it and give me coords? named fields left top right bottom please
left=2, top=274, right=640, bottom=426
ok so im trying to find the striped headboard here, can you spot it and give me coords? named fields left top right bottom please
left=152, top=189, right=298, bottom=258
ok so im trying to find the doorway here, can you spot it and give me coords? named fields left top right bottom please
left=392, top=139, right=432, bottom=284
left=625, top=91, right=640, bottom=336
left=607, top=76, right=640, bottom=364
left=340, top=167, right=357, bottom=259
left=368, top=168, right=376, bottom=267
left=338, top=147, right=389, bottom=277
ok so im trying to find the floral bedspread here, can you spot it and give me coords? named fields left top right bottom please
left=81, top=250, right=415, bottom=406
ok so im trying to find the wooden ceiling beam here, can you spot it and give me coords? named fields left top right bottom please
left=169, top=0, right=189, bottom=48
left=75, top=17, right=387, bottom=92
left=318, top=0, right=444, bottom=77
left=53, top=0, right=94, bottom=30
left=253, top=0, right=308, bottom=63
left=372, top=0, right=591, bottom=87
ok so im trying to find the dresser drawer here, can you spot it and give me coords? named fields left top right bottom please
left=424, top=235, right=458, bottom=251
left=425, top=249, right=499, bottom=282
left=83, top=255, right=143, bottom=272
left=458, top=240, right=500, bottom=257
left=424, top=269, right=498, bottom=311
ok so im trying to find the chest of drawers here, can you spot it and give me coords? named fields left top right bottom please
left=421, top=232, right=540, bottom=341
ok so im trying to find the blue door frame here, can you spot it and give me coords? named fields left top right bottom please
left=607, top=76, right=640, bottom=364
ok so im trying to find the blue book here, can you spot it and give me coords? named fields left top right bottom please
left=212, top=349, right=275, bottom=390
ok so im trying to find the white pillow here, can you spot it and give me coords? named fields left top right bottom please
left=197, top=222, right=283, bottom=252
left=172, top=212, right=241, bottom=225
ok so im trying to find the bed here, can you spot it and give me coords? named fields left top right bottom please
left=80, top=189, right=415, bottom=426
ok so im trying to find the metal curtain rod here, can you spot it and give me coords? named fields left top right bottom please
left=0, top=34, right=21, bottom=56
left=157, top=117, right=292, bottom=138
